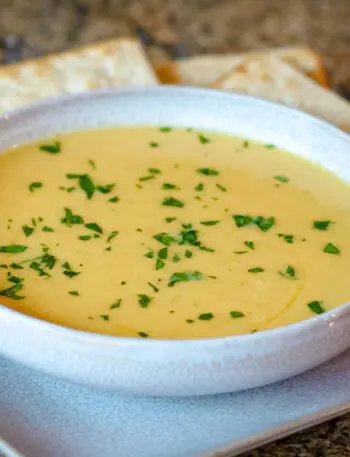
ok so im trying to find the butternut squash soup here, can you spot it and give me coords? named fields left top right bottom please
left=0, top=127, right=349, bottom=339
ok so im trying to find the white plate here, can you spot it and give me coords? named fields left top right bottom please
left=0, top=350, right=349, bottom=457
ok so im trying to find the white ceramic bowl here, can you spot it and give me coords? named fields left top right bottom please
left=0, top=87, right=349, bottom=396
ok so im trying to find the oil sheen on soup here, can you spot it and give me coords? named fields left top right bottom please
left=0, top=127, right=349, bottom=339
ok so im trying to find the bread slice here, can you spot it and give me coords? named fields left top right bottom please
left=156, top=46, right=328, bottom=87
left=0, top=38, right=158, bottom=113
left=212, top=55, right=349, bottom=132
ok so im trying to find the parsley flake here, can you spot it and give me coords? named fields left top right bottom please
left=138, top=294, right=152, bottom=308
left=39, top=141, right=61, bottom=154
left=85, top=223, right=103, bottom=234
left=198, top=134, right=210, bottom=144
left=162, top=183, right=178, bottom=190
left=168, top=271, right=203, bottom=287
left=61, top=208, right=84, bottom=226
left=308, top=300, right=326, bottom=315
left=110, top=299, right=122, bottom=309
left=197, top=168, right=219, bottom=176
left=323, top=243, right=340, bottom=255
left=230, top=310, right=245, bottom=319
left=0, top=245, right=27, bottom=253
left=162, top=197, right=184, bottom=208
left=274, top=175, right=289, bottom=183
left=22, top=225, right=34, bottom=237
left=198, top=312, right=214, bottom=320
left=279, top=265, right=297, bottom=279
left=313, top=220, right=333, bottom=231
left=248, top=267, right=264, bottom=273
left=200, top=220, right=220, bottom=226
left=29, top=181, right=43, bottom=192
left=233, top=215, right=254, bottom=228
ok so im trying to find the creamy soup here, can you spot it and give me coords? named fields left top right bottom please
left=0, top=127, right=350, bottom=339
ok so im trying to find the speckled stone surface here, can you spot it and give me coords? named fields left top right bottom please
left=0, top=1, right=349, bottom=456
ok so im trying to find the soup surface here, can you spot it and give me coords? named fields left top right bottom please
left=0, top=127, right=350, bottom=339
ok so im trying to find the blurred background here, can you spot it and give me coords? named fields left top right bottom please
left=0, top=0, right=349, bottom=91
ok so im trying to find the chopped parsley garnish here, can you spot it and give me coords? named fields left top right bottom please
left=264, top=144, right=276, bottom=149
left=185, top=250, right=192, bottom=258
left=139, top=175, right=155, bottom=182
left=138, top=331, right=149, bottom=338
left=61, top=208, right=84, bottom=226
left=10, top=263, right=23, bottom=270
left=149, top=168, right=161, bottom=174
left=179, top=224, right=199, bottom=246
left=149, top=142, right=159, bottom=148
left=248, top=267, right=264, bottom=273
left=162, top=197, right=184, bottom=208
left=243, top=140, right=249, bottom=148
left=165, top=217, right=176, bottom=223
left=323, top=243, right=340, bottom=255
left=172, top=253, right=181, bottom=263
left=42, top=226, right=54, bottom=232
left=274, top=175, right=289, bottom=183
left=244, top=241, right=255, bottom=250
left=97, top=183, right=115, bottom=194
left=69, top=290, right=79, bottom=296
left=197, top=168, right=219, bottom=176
left=278, top=234, right=294, bottom=244
left=186, top=319, right=194, bottom=324
left=79, top=235, right=92, bottom=241
left=200, top=220, right=220, bottom=226
left=22, top=225, right=34, bottom=237
left=198, top=134, right=210, bottom=145
left=145, top=250, right=154, bottom=259
left=62, top=261, right=80, bottom=279
left=159, top=126, right=172, bottom=132
left=67, top=173, right=95, bottom=199
left=85, top=223, right=103, bottom=234
left=156, top=258, right=165, bottom=270
left=0, top=245, right=27, bottom=253
left=195, top=183, right=204, bottom=191
left=233, top=215, right=254, bottom=228
left=216, top=183, right=227, bottom=192
left=39, top=141, right=61, bottom=154
left=279, top=265, right=296, bottom=279
left=138, top=294, right=152, bottom=308
left=108, top=196, right=120, bottom=203
left=198, top=312, right=214, bottom=320
left=88, top=159, right=96, bottom=169
left=158, top=247, right=168, bottom=259
left=154, top=232, right=177, bottom=245
left=168, top=271, right=203, bottom=287
left=0, top=283, right=24, bottom=300
left=100, top=314, right=110, bottom=321
left=29, top=181, right=43, bottom=192
left=110, top=299, right=122, bottom=309
left=147, top=282, right=159, bottom=293
left=255, top=216, right=275, bottom=232
left=162, top=183, right=178, bottom=190
left=59, top=186, right=76, bottom=193
left=307, top=300, right=326, bottom=315
left=107, top=231, right=119, bottom=242
left=234, top=251, right=248, bottom=255
left=230, top=310, right=245, bottom=319
left=313, top=220, right=333, bottom=231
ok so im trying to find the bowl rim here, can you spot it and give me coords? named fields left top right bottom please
left=0, top=85, right=349, bottom=348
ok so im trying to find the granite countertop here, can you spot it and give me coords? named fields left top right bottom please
left=0, top=0, right=349, bottom=456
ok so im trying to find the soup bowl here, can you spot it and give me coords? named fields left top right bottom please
left=0, top=87, right=349, bottom=396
